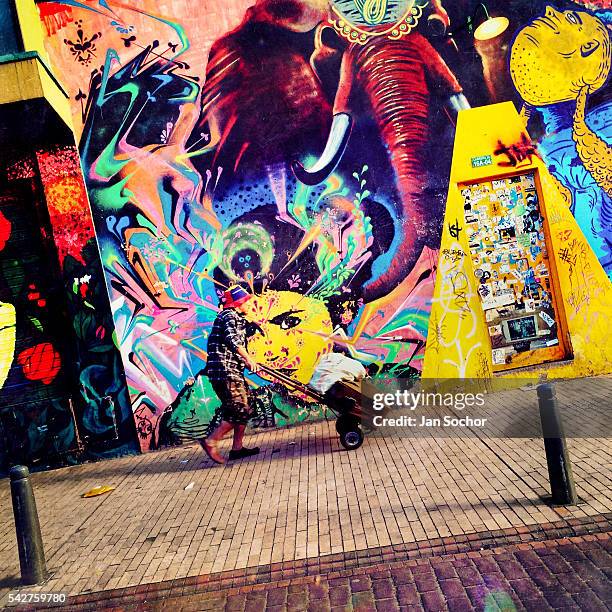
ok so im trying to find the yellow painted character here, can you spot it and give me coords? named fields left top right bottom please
left=510, top=6, right=612, bottom=196
left=510, top=6, right=611, bottom=106
left=244, top=290, right=334, bottom=384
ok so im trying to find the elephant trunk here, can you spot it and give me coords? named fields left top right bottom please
left=351, top=35, right=462, bottom=300
left=573, top=87, right=612, bottom=198
left=357, top=39, right=435, bottom=300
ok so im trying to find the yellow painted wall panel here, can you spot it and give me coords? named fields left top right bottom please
left=423, top=103, right=612, bottom=380
left=0, top=59, right=43, bottom=104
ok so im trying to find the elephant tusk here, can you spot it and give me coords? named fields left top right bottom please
left=291, top=113, right=353, bottom=185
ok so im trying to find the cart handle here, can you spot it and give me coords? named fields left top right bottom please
left=255, top=363, right=325, bottom=402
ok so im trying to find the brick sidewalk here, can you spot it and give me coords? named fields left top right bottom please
left=0, top=377, right=611, bottom=608
left=13, top=528, right=612, bottom=610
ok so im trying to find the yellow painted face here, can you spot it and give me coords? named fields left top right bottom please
left=510, top=6, right=611, bottom=105
left=0, top=301, right=16, bottom=390
left=244, top=290, right=333, bottom=384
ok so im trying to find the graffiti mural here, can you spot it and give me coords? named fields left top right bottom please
left=35, top=0, right=612, bottom=451
left=0, top=160, right=78, bottom=469
left=36, top=146, right=138, bottom=458
left=36, top=0, right=463, bottom=450
left=0, top=144, right=137, bottom=470
left=510, top=5, right=612, bottom=278
left=0, top=204, right=16, bottom=392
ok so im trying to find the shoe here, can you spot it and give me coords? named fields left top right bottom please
left=228, top=447, right=260, bottom=460
left=198, top=439, right=225, bottom=464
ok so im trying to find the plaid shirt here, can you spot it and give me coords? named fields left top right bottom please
left=204, top=309, right=247, bottom=381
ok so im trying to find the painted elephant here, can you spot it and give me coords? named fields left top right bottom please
left=293, top=10, right=468, bottom=300
left=198, top=0, right=467, bottom=301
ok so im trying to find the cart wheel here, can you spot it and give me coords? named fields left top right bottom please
left=340, top=428, right=364, bottom=450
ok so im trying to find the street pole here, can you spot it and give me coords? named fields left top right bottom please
left=537, top=383, right=578, bottom=506
left=9, top=465, right=48, bottom=585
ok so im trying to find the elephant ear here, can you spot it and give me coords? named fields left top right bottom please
left=311, top=23, right=346, bottom=96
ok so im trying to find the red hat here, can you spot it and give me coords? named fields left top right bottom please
left=222, top=285, right=252, bottom=308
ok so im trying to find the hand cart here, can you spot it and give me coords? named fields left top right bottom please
left=257, top=364, right=374, bottom=450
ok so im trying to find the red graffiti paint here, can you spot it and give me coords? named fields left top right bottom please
left=17, top=343, right=61, bottom=385
left=36, top=148, right=95, bottom=266
left=0, top=210, right=11, bottom=251
left=38, top=2, right=74, bottom=37
left=494, top=134, right=537, bottom=168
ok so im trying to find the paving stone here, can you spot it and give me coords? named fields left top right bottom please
left=542, top=588, right=580, bottom=610
left=456, top=565, right=483, bottom=587
left=541, top=552, right=572, bottom=574
left=557, top=545, right=588, bottom=562
left=372, top=578, right=395, bottom=600
left=414, top=573, right=438, bottom=592
left=329, top=586, right=350, bottom=606
left=509, top=578, right=540, bottom=602
left=420, top=589, right=446, bottom=611
left=375, top=598, right=400, bottom=612
left=471, top=557, right=498, bottom=574
left=519, top=596, right=553, bottom=612
left=224, top=593, right=246, bottom=611
left=265, top=588, right=287, bottom=607
left=351, top=590, right=376, bottom=611
left=308, top=582, right=328, bottom=599
left=244, top=600, right=265, bottom=612
left=286, top=591, right=308, bottom=610
left=465, top=585, right=486, bottom=607
left=445, top=595, right=473, bottom=612
left=432, top=562, right=456, bottom=580
left=396, top=584, right=420, bottom=606
left=350, top=575, right=372, bottom=593
left=391, top=569, right=413, bottom=585
left=554, top=571, right=588, bottom=594
left=585, top=548, right=612, bottom=568
left=528, top=565, right=558, bottom=590
left=308, top=599, right=332, bottom=612
left=572, top=589, right=607, bottom=611
left=439, top=578, right=466, bottom=600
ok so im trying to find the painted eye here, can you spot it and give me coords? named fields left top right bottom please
left=270, top=311, right=304, bottom=330
left=280, top=316, right=301, bottom=330
left=566, top=12, right=581, bottom=25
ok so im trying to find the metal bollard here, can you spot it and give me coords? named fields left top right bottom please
left=9, top=465, right=48, bottom=585
left=537, top=384, right=577, bottom=506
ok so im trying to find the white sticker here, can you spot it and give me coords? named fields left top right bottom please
left=485, top=309, right=499, bottom=322
left=539, top=311, right=555, bottom=328
left=492, top=348, right=507, bottom=365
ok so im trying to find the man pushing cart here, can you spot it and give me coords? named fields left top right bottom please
left=199, top=285, right=373, bottom=464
